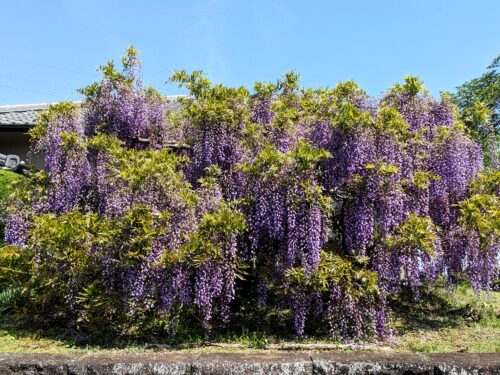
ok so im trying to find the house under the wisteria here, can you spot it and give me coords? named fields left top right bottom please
left=0, top=98, right=183, bottom=170
left=0, top=103, right=48, bottom=169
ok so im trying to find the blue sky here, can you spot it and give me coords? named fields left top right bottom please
left=0, top=0, right=498, bottom=104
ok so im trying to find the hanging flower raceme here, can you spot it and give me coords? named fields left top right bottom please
left=372, top=214, right=442, bottom=297
left=446, top=171, right=500, bottom=292
left=170, top=70, right=250, bottom=186
left=29, top=102, right=90, bottom=214
left=81, top=47, right=168, bottom=149
left=285, top=251, right=379, bottom=339
left=429, top=125, right=483, bottom=226
left=238, top=141, right=331, bottom=274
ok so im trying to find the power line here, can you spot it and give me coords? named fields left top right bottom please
left=0, top=73, right=77, bottom=90
left=0, top=55, right=99, bottom=78
left=0, top=84, right=72, bottom=99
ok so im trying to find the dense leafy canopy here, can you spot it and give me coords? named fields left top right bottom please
left=452, top=55, right=499, bottom=169
left=1, top=48, right=498, bottom=341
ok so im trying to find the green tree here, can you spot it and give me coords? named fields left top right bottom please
left=452, top=54, right=499, bottom=169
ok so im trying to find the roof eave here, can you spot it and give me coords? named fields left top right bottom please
left=0, top=125, right=32, bottom=131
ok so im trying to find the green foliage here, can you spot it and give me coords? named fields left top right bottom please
left=300, top=80, right=372, bottom=130
left=171, top=70, right=250, bottom=128
left=79, top=47, right=140, bottom=99
left=374, top=105, right=410, bottom=140
left=25, top=210, right=100, bottom=311
left=457, top=170, right=500, bottom=248
left=384, top=214, right=439, bottom=257
left=291, top=140, right=332, bottom=172
left=412, top=171, right=441, bottom=190
left=364, top=161, right=400, bottom=176
left=452, top=55, right=499, bottom=168
left=75, top=281, right=120, bottom=333
left=0, top=245, right=30, bottom=287
left=453, top=54, right=500, bottom=134
left=267, top=72, right=302, bottom=131
left=285, top=251, right=379, bottom=339
left=29, top=102, right=79, bottom=144
left=0, top=210, right=114, bottom=330
left=0, top=287, right=20, bottom=314
left=179, top=200, right=246, bottom=268
left=333, top=101, right=371, bottom=130
left=462, top=101, right=491, bottom=127
left=286, top=251, right=378, bottom=297
left=458, top=194, right=499, bottom=240
left=89, top=133, right=196, bottom=206
left=198, top=202, right=246, bottom=238
left=0, top=171, right=23, bottom=244
left=392, top=76, right=427, bottom=98
left=469, top=169, right=500, bottom=195
left=237, top=140, right=330, bottom=179
left=117, top=206, right=169, bottom=262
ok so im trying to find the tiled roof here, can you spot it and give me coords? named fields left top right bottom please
left=0, top=103, right=50, bottom=128
left=0, top=97, right=184, bottom=130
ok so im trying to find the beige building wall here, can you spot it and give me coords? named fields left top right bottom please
left=0, top=131, right=44, bottom=169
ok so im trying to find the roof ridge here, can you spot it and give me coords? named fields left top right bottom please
left=0, top=103, right=53, bottom=112
left=0, top=95, right=184, bottom=112
left=0, top=97, right=185, bottom=128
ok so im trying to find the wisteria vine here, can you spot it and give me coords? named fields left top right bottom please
left=1, top=49, right=498, bottom=341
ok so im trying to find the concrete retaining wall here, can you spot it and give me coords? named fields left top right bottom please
left=0, top=352, right=498, bottom=374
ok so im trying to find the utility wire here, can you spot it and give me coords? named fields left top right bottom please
left=0, top=84, right=71, bottom=99
left=0, top=73, right=77, bottom=90
left=0, top=55, right=99, bottom=78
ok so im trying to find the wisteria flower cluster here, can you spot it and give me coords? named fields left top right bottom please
left=1, top=49, right=498, bottom=341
